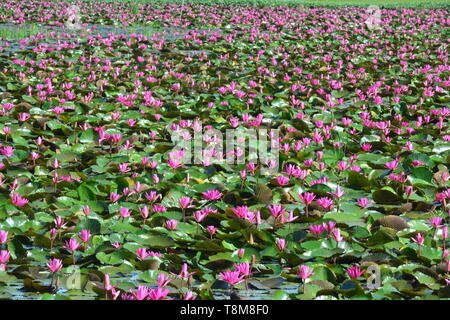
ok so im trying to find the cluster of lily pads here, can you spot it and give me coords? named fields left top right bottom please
left=0, top=2, right=449, bottom=300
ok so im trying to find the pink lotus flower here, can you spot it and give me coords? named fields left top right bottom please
left=298, top=192, right=316, bottom=217
left=139, top=206, right=150, bottom=220
left=202, top=190, right=223, bottom=200
left=206, top=225, right=217, bottom=236
left=46, top=258, right=63, bottom=273
left=165, top=219, right=178, bottom=231
left=430, top=217, right=443, bottom=228
left=330, top=228, right=344, bottom=242
left=328, top=185, right=345, bottom=199
left=109, top=192, right=121, bottom=203
left=183, top=291, right=196, bottom=300
left=0, top=250, right=10, bottom=264
left=130, top=286, right=149, bottom=300
left=18, top=113, right=30, bottom=122
left=357, top=198, right=370, bottom=208
left=298, top=192, right=316, bottom=205
left=218, top=270, right=245, bottom=286
left=179, top=196, right=192, bottom=208
left=323, top=221, right=336, bottom=233
left=385, top=159, right=400, bottom=170
left=145, top=191, right=161, bottom=202
left=82, top=205, right=91, bottom=216
left=119, top=207, right=131, bottom=218
left=234, top=261, right=252, bottom=277
left=157, top=273, right=172, bottom=287
left=237, top=248, right=245, bottom=259
left=148, top=287, right=169, bottom=300
left=309, top=224, right=324, bottom=235
left=79, top=229, right=91, bottom=243
left=0, top=230, right=8, bottom=245
left=297, top=265, right=314, bottom=280
left=118, top=163, right=130, bottom=172
left=194, top=210, right=208, bottom=223
left=276, top=238, right=287, bottom=251
left=412, top=233, right=425, bottom=245
left=317, top=197, right=333, bottom=209
left=54, top=216, right=66, bottom=229
left=268, top=204, right=286, bottom=218
left=276, top=176, right=290, bottom=186
left=10, top=193, right=29, bottom=207
left=347, top=265, right=364, bottom=280
left=1, top=146, right=14, bottom=157
left=173, top=263, right=195, bottom=280
left=65, top=238, right=81, bottom=252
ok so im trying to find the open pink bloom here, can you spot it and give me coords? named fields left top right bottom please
left=110, top=288, right=121, bottom=300
left=268, top=204, right=286, bottom=218
left=430, top=217, right=443, bottom=228
left=111, top=243, right=121, bottom=249
left=157, top=273, right=172, bottom=287
left=330, top=228, right=344, bottom=242
left=285, top=211, right=298, bottom=223
left=168, top=160, right=182, bottom=169
left=148, top=287, right=169, bottom=300
left=119, top=207, right=131, bottom=218
left=412, top=233, right=425, bottom=245
left=323, top=221, right=336, bottom=233
left=194, top=210, right=208, bottom=223
left=276, top=176, right=290, bottom=186
left=118, top=163, right=130, bottom=172
left=1, top=146, right=14, bottom=157
left=385, top=159, right=400, bottom=170
left=357, top=198, right=370, bottom=208
left=136, top=248, right=150, bottom=260
left=10, top=193, right=29, bottom=207
left=347, top=265, right=364, bottom=280
left=109, top=192, right=121, bottom=203
left=298, top=192, right=316, bottom=205
left=145, top=191, right=162, bottom=202
left=130, top=286, right=149, bottom=300
left=309, top=224, right=324, bottom=235
left=234, top=261, right=252, bottom=277
left=328, top=186, right=345, bottom=199
left=297, top=265, right=314, bottom=280
left=316, top=197, right=333, bottom=209
left=46, top=258, right=63, bottom=273
left=179, top=196, right=192, bottom=208
left=54, top=216, right=67, bottom=228
left=64, top=238, right=81, bottom=252
left=218, top=270, right=245, bottom=286
left=202, top=190, right=223, bottom=200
